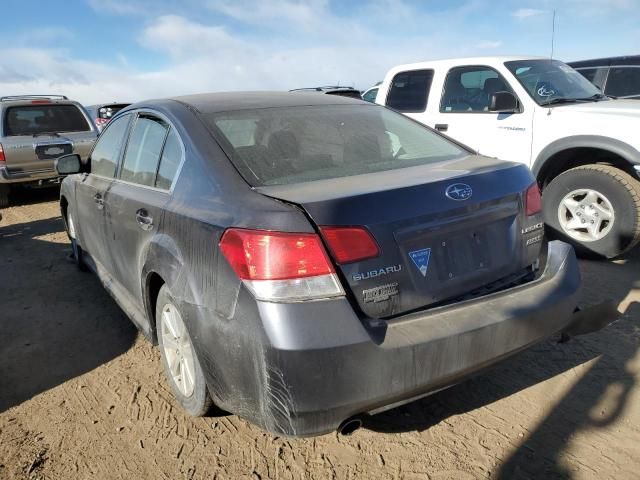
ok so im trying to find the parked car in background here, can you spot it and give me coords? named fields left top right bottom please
left=361, top=81, right=382, bottom=103
left=289, top=86, right=362, bottom=99
left=377, top=56, right=640, bottom=258
left=569, top=55, right=640, bottom=100
left=85, top=102, right=131, bottom=132
left=56, top=91, right=612, bottom=438
left=0, top=95, right=97, bottom=207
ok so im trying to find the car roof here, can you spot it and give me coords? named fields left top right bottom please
left=385, top=55, right=547, bottom=74
left=159, top=91, right=367, bottom=114
left=568, top=55, right=640, bottom=68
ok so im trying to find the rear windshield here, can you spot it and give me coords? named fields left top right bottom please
left=204, top=104, right=467, bottom=186
left=4, top=104, right=91, bottom=136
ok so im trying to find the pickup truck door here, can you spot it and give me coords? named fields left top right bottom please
left=74, top=114, right=132, bottom=269
left=427, top=65, right=533, bottom=165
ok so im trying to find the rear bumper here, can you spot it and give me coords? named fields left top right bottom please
left=0, top=166, right=60, bottom=184
left=202, top=241, right=615, bottom=437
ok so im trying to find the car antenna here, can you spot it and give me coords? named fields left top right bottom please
left=550, top=9, right=556, bottom=59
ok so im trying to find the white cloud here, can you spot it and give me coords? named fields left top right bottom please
left=512, top=8, right=546, bottom=18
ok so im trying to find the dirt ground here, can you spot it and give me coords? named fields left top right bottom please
left=0, top=187, right=638, bottom=480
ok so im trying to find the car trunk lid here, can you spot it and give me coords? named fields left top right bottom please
left=256, top=156, right=542, bottom=318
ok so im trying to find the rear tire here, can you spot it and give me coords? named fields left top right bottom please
left=156, top=284, right=212, bottom=417
left=0, top=185, right=10, bottom=208
left=543, top=165, right=640, bottom=258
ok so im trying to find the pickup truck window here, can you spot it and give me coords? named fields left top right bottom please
left=505, top=59, right=601, bottom=106
left=386, top=69, right=433, bottom=113
left=440, top=66, right=514, bottom=113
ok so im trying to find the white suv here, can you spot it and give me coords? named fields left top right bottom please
left=376, top=56, right=640, bottom=258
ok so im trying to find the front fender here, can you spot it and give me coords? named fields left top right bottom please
left=533, top=135, right=640, bottom=177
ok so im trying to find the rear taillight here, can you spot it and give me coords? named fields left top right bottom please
left=219, top=228, right=344, bottom=302
left=525, top=183, right=542, bottom=216
left=95, top=117, right=109, bottom=127
left=0, top=143, right=5, bottom=165
left=319, top=226, right=380, bottom=264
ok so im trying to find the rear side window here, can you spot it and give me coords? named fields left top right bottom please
left=605, top=67, right=640, bottom=98
left=386, top=70, right=433, bottom=112
left=205, top=104, right=466, bottom=187
left=91, top=114, right=131, bottom=178
left=4, top=104, right=91, bottom=136
left=121, top=116, right=169, bottom=187
left=155, top=129, right=182, bottom=190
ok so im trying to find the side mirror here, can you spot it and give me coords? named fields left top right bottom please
left=55, top=154, right=82, bottom=175
left=489, top=91, right=519, bottom=113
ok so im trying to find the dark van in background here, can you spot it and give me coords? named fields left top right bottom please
left=569, top=55, right=640, bottom=99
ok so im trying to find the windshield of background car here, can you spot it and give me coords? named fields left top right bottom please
left=505, top=59, right=601, bottom=105
left=4, top=104, right=91, bottom=136
left=204, top=104, right=468, bottom=186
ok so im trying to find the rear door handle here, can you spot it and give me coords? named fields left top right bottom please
left=435, top=124, right=448, bottom=132
left=93, top=193, right=104, bottom=210
left=135, top=208, right=154, bottom=231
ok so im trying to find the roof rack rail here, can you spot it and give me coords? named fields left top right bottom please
left=0, top=94, right=69, bottom=102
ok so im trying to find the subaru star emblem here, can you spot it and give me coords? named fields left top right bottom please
left=445, top=183, right=473, bottom=201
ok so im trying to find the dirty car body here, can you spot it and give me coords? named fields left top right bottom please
left=59, top=92, right=602, bottom=437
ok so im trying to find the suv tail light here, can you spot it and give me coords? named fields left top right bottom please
left=95, top=117, right=109, bottom=128
left=319, top=226, right=380, bottom=264
left=0, top=143, right=5, bottom=166
left=525, top=183, right=542, bottom=216
left=219, top=228, right=344, bottom=302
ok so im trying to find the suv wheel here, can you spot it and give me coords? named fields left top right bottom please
left=0, top=185, right=9, bottom=209
left=156, top=284, right=212, bottom=416
left=543, top=165, right=640, bottom=258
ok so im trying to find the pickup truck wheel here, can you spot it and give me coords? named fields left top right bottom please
left=0, top=185, right=9, bottom=208
left=156, top=285, right=212, bottom=417
left=66, top=212, right=87, bottom=271
left=543, top=165, right=640, bottom=258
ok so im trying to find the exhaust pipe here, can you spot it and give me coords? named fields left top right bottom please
left=337, top=416, right=363, bottom=436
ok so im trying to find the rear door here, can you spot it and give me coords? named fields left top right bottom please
left=105, top=113, right=183, bottom=305
left=1, top=102, right=96, bottom=175
left=75, top=113, right=132, bottom=268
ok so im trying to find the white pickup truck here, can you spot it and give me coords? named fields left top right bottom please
left=376, top=56, right=640, bottom=258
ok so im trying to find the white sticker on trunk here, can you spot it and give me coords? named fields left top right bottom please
left=409, top=248, right=432, bottom=277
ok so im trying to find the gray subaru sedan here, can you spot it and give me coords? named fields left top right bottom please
left=56, top=92, right=613, bottom=437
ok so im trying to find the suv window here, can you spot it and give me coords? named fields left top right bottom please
left=605, top=67, right=640, bottom=98
left=386, top=70, right=433, bottom=112
left=121, top=116, right=169, bottom=187
left=441, top=66, right=513, bottom=113
left=155, top=129, right=183, bottom=190
left=576, top=67, right=607, bottom=90
left=4, top=104, right=91, bottom=136
left=91, top=114, right=131, bottom=178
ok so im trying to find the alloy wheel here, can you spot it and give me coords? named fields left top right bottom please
left=557, top=188, right=615, bottom=242
left=160, top=303, right=196, bottom=397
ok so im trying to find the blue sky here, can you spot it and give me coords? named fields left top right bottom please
left=1, top=0, right=638, bottom=103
